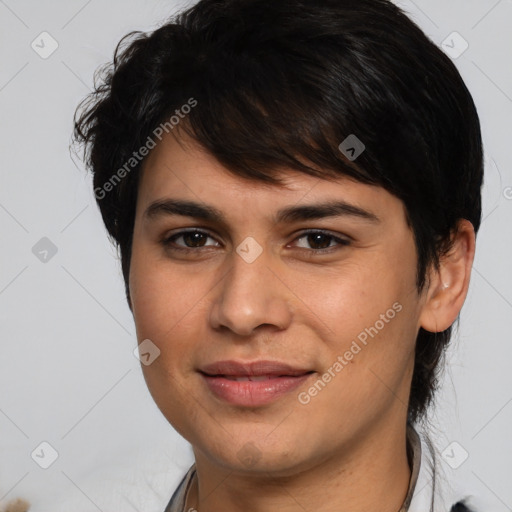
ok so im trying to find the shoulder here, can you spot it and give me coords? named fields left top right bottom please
left=407, top=425, right=493, bottom=512
left=450, top=501, right=475, bottom=512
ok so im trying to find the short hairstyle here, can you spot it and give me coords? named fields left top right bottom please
left=73, top=0, right=483, bottom=425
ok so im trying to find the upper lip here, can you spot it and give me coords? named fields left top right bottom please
left=200, top=360, right=313, bottom=377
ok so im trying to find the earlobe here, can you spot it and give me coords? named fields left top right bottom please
left=419, top=219, right=476, bottom=333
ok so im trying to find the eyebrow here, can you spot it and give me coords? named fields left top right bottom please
left=143, top=198, right=380, bottom=225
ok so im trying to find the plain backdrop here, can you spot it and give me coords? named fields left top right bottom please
left=1, top=0, right=511, bottom=510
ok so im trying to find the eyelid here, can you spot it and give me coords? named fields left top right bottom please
left=290, top=229, right=352, bottom=252
left=161, top=227, right=352, bottom=252
left=161, top=228, right=220, bottom=248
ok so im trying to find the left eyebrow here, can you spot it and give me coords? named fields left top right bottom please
left=143, top=198, right=380, bottom=225
left=273, top=200, right=380, bottom=224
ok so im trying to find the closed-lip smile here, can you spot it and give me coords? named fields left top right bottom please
left=199, top=360, right=315, bottom=407
left=199, top=359, right=314, bottom=377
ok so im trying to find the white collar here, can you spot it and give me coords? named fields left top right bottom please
left=165, top=425, right=483, bottom=512
left=405, top=424, right=487, bottom=512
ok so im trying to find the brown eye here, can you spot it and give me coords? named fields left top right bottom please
left=162, top=230, right=220, bottom=251
left=292, top=230, right=351, bottom=252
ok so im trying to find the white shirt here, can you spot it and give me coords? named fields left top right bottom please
left=163, top=425, right=487, bottom=512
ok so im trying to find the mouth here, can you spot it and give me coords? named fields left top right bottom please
left=198, top=360, right=315, bottom=406
left=208, top=374, right=313, bottom=382
left=199, top=359, right=314, bottom=378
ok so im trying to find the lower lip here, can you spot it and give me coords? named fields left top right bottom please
left=201, top=373, right=314, bottom=407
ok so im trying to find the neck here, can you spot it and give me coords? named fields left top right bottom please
left=185, top=419, right=413, bottom=512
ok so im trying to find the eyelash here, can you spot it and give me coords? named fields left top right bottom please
left=161, top=229, right=351, bottom=255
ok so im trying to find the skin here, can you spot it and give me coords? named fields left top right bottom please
left=128, top=130, right=475, bottom=512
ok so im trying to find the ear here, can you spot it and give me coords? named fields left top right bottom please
left=419, top=219, right=476, bottom=333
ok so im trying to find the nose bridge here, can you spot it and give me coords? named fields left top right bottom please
left=210, top=241, right=292, bottom=335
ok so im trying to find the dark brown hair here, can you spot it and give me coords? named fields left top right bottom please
left=73, top=0, right=483, bottom=424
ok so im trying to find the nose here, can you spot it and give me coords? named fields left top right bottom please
left=209, top=246, right=293, bottom=336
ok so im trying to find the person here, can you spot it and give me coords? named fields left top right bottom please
left=73, top=0, right=485, bottom=510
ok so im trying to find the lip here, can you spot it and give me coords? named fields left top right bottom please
left=199, top=360, right=315, bottom=407
left=200, top=359, right=313, bottom=377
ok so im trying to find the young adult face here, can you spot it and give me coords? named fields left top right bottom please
left=128, top=130, right=470, bottom=488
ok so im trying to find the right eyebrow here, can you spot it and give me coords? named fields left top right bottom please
left=143, top=197, right=380, bottom=225
left=144, top=198, right=225, bottom=223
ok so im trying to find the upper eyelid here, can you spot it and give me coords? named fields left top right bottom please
left=163, top=228, right=351, bottom=247
left=165, top=229, right=220, bottom=246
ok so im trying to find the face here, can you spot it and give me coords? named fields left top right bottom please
left=129, top=132, right=426, bottom=476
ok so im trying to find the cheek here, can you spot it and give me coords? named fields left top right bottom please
left=129, top=244, right=207, bottom=340
left=302, top=250, right=419, bottom=391
left=300, top=256, right=408, bottom=334
left=129, top=246, right=207, bottom=433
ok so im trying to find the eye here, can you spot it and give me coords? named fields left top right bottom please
left=291, top=230, right=351, bottom=252
left=162, top=229, right=220, bottom=251
left=161, top=228, right=351, bottom=254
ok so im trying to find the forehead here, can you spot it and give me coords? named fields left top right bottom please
left=136, top=131, right=405, bottom=225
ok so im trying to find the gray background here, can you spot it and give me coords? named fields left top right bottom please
left=1, top=0, right=511, bottom=510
